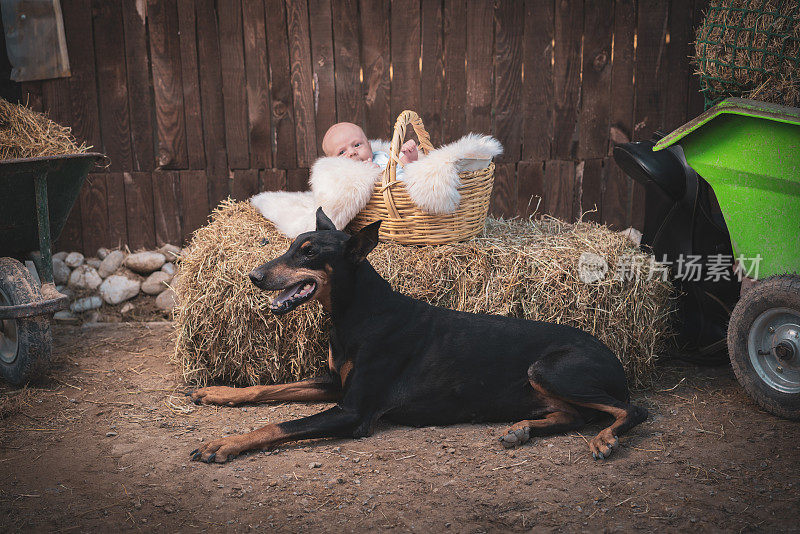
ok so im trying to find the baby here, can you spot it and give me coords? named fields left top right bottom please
left=322, top=122, right=419, bottom=172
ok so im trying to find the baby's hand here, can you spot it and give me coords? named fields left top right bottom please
left=400, top=140, right=419, bottom=164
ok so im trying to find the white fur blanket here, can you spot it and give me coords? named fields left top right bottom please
left=250, top=134, right=502, bottom=238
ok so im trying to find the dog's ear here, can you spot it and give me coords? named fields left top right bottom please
left=346, top=220, right=381, bottom=263
left=315, top=207, right=337, bottom=231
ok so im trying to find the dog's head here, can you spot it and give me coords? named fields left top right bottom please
left=249, top=208, right=381, bottom=315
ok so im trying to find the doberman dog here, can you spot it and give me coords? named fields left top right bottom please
left=189, top=209, right=648, bottom=463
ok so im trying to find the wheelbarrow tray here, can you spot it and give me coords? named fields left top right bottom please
left=0, top=153, right=103, bottom=255
left=654, top=98, right=800, bottom=278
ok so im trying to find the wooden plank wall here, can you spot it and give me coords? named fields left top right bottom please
left=31, top=0, right=708, bottom=254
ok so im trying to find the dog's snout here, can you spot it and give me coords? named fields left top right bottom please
left=248, top=270, right=263, bottom=285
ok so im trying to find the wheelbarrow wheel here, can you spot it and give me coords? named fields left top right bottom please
left=728, top=275, right=800, bottom=421
left=0, top=258, right=52, bottom=385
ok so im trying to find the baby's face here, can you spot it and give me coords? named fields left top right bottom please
left=323, top=123, right=372, bottom=162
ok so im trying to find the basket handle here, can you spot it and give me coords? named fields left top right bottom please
left=381, top=110, right=435, bottom=218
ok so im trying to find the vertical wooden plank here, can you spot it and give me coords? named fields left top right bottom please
left=493, top=0, right=524, bottom=163
left=266, top=0, right=299, bottom=167
left=152, top=171, right=182, bottom=246
left=261, top=169, right=288, bottom=192
left=390, top=0, right=421, bottom=122
left=517, top=160, right=545, bottom=218
left=287, top=0, right=318, bottom=167
left=179, top=170, right=210, bottom=243
left=231, top=170, right=260, bottom=201
left=522, top=0, right=553, bottom=161
left=662, top=0, right=693, bottom=131
left=105, top=173, right=128, bottom=248
left=634, top=1, right=668, bottom=141
left=41, top=78, right=71, bottom=132
left=123, top=172, right=156, bottom=250
left=581, top=159, right=603, bottom=222
left=286, top=168, right=310, bottom=192
left=489, top=163, right=517, bottom=218
left=177, top=0, right=206, bottom=169
left=20, top=83, right=43, bottom=111
left=608, top=0, right=636, bottom=154
left=543, top=160, right=575, bottom=220
left=148, top=0, right=189, bottom=169
left=195, top=0, right=229, bottom=208
left=309, top=0, right=337, bottom=155
left=420, top=0, right=443, bottom=145
left=61, top=0, right=102, bottom=151
left=552, top=0, right=582, bottom=160
left=577, top=0, right=613, bottom=159
left=122, top=0, right=156, bottom=171
left=465, top=0, right=493, bottom=135
left=242, top=0, right=272, bottom=169
left=217, top=0, right=250, bottom=169
left=442, top=0, right=466, bottom=142
left=633, top=1, right=669, bottom=229
left=331, top=0, right=363, bottom=125
left=603, top=160, right=629, bottom=229
left=80, top=174, right=109, bottom=255
left=92, top=1, right=133, bottom=171
left=607, top=0, right=636, bottom=229
left=687, top=0, right=709, bottom=118
left=360, top=1, right=391, bottom=140
left=54, top=204, right=84, bottom=254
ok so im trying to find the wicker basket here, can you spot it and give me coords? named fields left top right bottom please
left=348, top=110, right=494, bottom=245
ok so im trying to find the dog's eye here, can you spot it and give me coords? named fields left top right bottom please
left=303, top=245, right=317, bottom=257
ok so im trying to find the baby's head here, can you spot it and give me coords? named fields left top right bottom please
left=322, top=122, right=372, bottom=162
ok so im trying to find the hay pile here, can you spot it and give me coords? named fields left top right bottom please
left=173, top=201, right=673, bottom=388
left=694, top=0, right=800, bottom=107
left=0, top=98, right=90, bottom=160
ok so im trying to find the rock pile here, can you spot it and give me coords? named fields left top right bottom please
left=52, top=244, right=181, bottom=323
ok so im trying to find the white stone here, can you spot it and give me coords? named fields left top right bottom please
left=159, top=244, right=182, bottom=261
left=98, top=250, right=126, bottom=278
left=64, top=252, right=85, bottom=268
left=155, top=288, right=177, bottom=312
left=58, top=286, right=74, bottom=299
left=120, top=302, right=135, bottom=314
left=53, top=251, right=68, bottom=262
left=161, top=262, right=176, bottom=276
left=125, top=251, right=166, bottom=274
left=142, top=271, right=172, bottom=295
left=68, top=265, right=103, bottom=290
left=97, top=247, right=110, bottom=260
left=99, top=275, right=141, bottom=305
left=52, top=258, right=70, bottom=285
left=70, top=296, right=103, bottom=313
left=54, top=310, right=79, bottom=323
left=86, top=257, right=102, bottom=269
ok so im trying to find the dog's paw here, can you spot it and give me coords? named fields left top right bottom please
left=190, top=437, right=242, bottom=464
left=589, top=429, right=619, bottom=460
left=498, top=426, right=531, bottom=449
left=188, top=386, right=248, bottom=406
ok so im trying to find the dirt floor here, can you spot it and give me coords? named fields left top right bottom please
left=1, top=323, right=798, bottom=533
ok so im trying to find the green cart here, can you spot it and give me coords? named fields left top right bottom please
left=655, top=98, right=800, bottom=420
left=0, top=153, right=102, bottom=385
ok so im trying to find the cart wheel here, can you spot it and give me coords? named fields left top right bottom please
left=0, top=258, right=52, bottom=385
left=728, top=275, right=800, bottom=421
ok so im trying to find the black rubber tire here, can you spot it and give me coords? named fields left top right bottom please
left=0, top=257, right=52, bottom=386
left=728, top=274, right=800, bottom=421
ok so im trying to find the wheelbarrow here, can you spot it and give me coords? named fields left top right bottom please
left=0, top=152, right=103, bottom=385
left=652, top=98, right=800, bottom=420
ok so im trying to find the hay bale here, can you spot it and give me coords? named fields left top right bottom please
left=0, top=98, right=90, bottom=160
left=694, top=0, right=800, bottom=107
left=173, top=201, right=673, bottom=388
